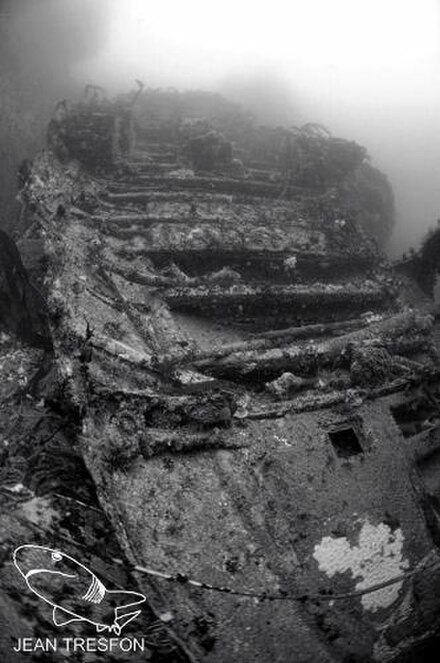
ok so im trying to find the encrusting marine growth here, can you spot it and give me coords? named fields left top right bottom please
left=1, top=84, right=440, bottom=662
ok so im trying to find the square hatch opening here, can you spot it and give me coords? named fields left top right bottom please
left=329, top=427, right=363, bottom=458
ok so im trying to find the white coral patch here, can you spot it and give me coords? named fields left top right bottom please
left=313, top=518, right=409, bottom=611
left=283, top=255, right=297, bottom=270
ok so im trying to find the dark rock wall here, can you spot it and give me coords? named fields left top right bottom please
left=0, top=228, right=49, bottom=346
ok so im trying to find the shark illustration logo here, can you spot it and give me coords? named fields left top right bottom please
left=13, top=544, right=146, bottom=634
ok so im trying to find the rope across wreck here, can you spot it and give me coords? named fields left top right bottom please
left=115, top=555, right=440, bottom=604
left=14, top=507, right=438, bottom=606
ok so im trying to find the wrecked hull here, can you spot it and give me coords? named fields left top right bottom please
left=1, top=92, right=440, bottom=661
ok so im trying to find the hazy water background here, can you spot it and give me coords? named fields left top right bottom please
left=1, top=0, right=439, bottom=254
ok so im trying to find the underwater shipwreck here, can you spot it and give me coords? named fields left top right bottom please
left=1, top=86, right=440, bottom=662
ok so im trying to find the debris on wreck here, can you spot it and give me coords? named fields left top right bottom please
left=1, top=85, right=440, bottom=663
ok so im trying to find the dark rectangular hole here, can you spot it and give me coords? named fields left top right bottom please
left=328, top=427, right=363, bottom=458
left=390, top=400, right=438, bottom=439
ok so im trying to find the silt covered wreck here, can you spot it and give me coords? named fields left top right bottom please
left=1, top=87, right=440, bottom=662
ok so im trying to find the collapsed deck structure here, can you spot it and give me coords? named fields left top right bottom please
left=1, top=87, right=440, bottom=662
